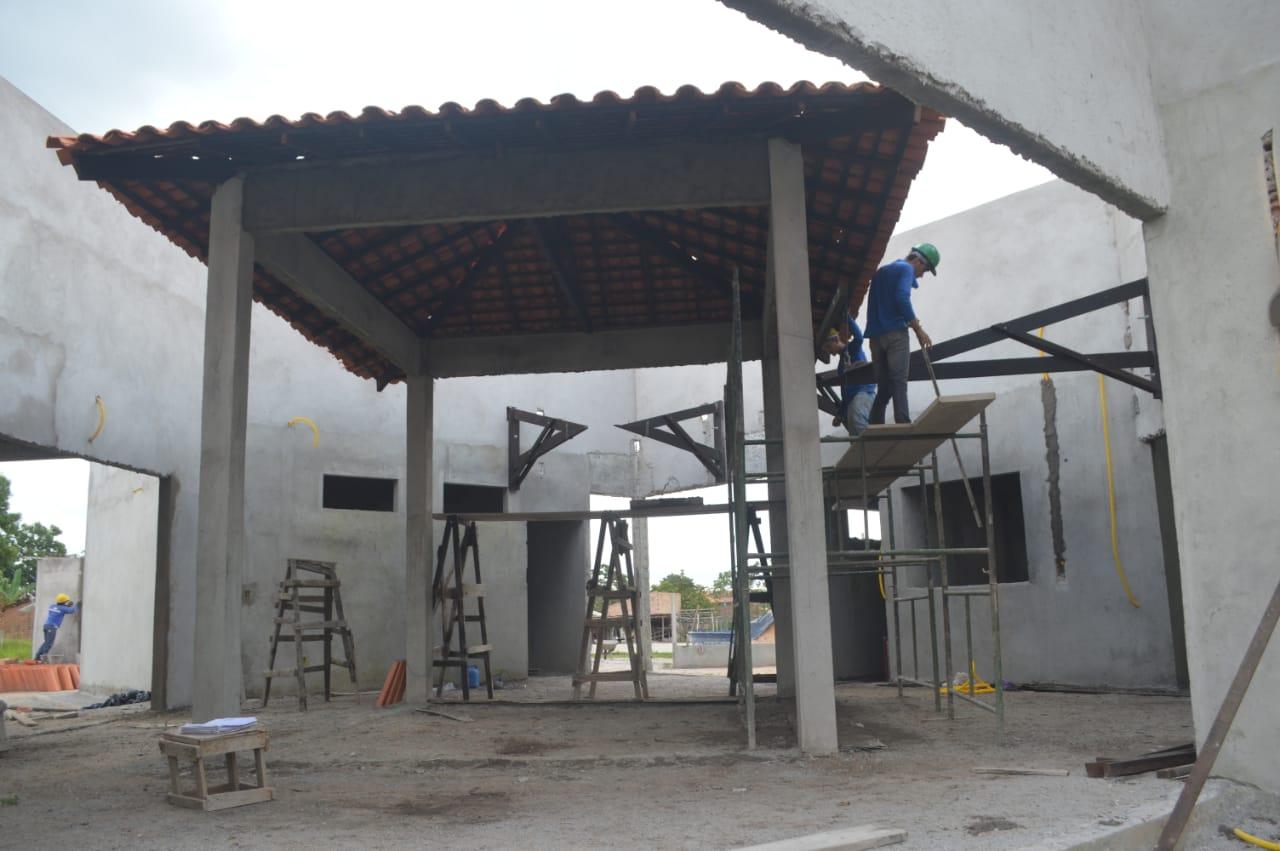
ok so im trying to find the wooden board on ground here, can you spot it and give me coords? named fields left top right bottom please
left=826, top=394, right=996, bottom=505
left=972, top=766, right=1070, bottom=777
left=739, top=824, right=906, bottom=850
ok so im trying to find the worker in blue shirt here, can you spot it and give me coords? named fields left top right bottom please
left=34, top=593, right=79, bottom=662
left=864, top=243, right=940, bottom=424
left=822, top=316, right=876, bottom=437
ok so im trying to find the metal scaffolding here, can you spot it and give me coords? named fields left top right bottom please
left=722, top=269, right=1006, bottom=748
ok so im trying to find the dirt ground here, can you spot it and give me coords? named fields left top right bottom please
left=1, top=673, right=1273, bottom=850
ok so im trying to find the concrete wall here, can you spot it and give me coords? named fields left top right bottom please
left=873, top=180, right=1177, bottom=690
left=1136, top=0, right=1280, bottom=792
left=79, top=463, right=157, bottom=692
left=722, top=0, right=1169, bottom=218
left=31, top=556, right=82, bottom=662
left=727, top=0, right=1280, bottom=790
left=0, top=75, right=203, bottom=700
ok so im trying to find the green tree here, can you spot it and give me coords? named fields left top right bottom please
left=652, top=571, right=712, bottom=611
left=0, top=474, right=67, bottom=594
left=711, top=571, right=732, bottom=595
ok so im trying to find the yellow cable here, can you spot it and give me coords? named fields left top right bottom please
left=1234, top=828, right=1280, bottom=851
left=287, top=416, right=320, bottom=448
left=877, top=570, right=886, bottom=600
left=1098, top=376, right=1140, bottom=608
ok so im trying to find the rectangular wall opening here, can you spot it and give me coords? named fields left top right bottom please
left=526, top=520, right=586, bottom=674
left=904, top=472, right=1029, bottom=585
left=442, top=482, right=505, bottom=514
left=323, top=474, right=396, bottom=512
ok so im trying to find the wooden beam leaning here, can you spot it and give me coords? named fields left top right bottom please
left=255, top=234, right=422, bottom=373
left=242, top=139, right=772, bottom=234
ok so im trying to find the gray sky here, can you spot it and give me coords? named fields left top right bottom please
left=0, top=0, right=1050, bottom=579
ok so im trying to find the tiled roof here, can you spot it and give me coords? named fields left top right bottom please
left=48, top=82, right=944, bottom=385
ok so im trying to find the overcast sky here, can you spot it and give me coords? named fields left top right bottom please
left=0, top=0, right=1050, bottom=579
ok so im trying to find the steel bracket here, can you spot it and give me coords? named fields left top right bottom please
left=617, top=401, right=726, bottom=483
left=507, top=406, right=587, bottom=491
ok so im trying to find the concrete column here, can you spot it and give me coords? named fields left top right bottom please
left=632, top=516, right=653, bottom=671
left=761, top=348, right=796, bottom=698
left=404, top=373, right=435, bottom=703
left=766, top=138, right=839, bottom=754
left=192, top=177, right=254, bottom=721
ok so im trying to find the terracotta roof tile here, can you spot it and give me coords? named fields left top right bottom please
left=49, top=81, right=944, bottom=383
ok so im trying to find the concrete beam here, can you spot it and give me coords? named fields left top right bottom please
left=427, top=321, right=763, bottom=378
left=192, top=177, right=254, bottom=721
left=255, top=234, right=422, bottom=373
left=722, top=0, right=1169, bottom=219
left=242, top=139, right=771, bottom=234
left=404, top=373, right=435, bottom=703
left=767, top=138, right=839, bottom=754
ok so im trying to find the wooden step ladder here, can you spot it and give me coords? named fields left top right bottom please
left=574, top=515, right=649, bottom=700
left=432, top=516, right=494, bottom=700
left=262, top=559, right=358, bottom=711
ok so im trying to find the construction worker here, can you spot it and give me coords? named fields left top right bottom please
left=864, top=243, right=940, bottom=424
left=822, top=315, right=876, bottom=437
left=34, top=593, right=79, bottom=662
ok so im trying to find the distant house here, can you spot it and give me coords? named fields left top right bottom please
left=608, top=591, right=680, bottom=641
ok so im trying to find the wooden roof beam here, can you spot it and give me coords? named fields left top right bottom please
left=529, top=219, right=593, bottom=333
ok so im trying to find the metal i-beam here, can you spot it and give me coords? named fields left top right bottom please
left=990, top=325, right=1157, bottom=394
left=507, top=407, right=587, bottom=491
left=823, top=279, right=1155, bottom=390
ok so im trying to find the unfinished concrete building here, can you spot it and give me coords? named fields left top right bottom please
left=4, top=4, right=1278, bottom=839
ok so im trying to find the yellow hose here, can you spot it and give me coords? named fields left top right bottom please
left=1234, top=828, right=1280, bottom=850
left=88, top=396, right=106, bottom=443
left=287, top=416, right=320, bottom=448
left=877, top=570, right=886, bottom=600
left=1098, top=376, right=1140, bottom=608
left=1037, top=327, right=1050, bottom=381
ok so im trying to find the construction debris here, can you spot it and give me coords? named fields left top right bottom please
left=1085, top=742, right=1195, bottom=778
left=972, top=766, right=1069, bottom=777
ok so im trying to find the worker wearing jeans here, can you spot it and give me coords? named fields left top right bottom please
left=34, top=594, right=79, bottom=661
left=864, top=243, right=940, bottom=424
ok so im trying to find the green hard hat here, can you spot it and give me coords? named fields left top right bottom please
left=910, top=242, right=940, bottom=274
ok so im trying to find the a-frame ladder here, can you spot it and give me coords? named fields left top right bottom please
left=432, top=516, right=495, bottom=700
left=574, top=515, right=649, bottom=700
left=263, top=559, right=358, bottom=711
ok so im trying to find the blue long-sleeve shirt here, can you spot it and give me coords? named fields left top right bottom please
left=43, top=602, right=78, bottom=628
left=838, top=316, right=877, bottom=414
left=864, top=259, right=919, bottom=337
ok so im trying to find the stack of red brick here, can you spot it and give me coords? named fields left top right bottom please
left=0, top=660, right=80, bottom=692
